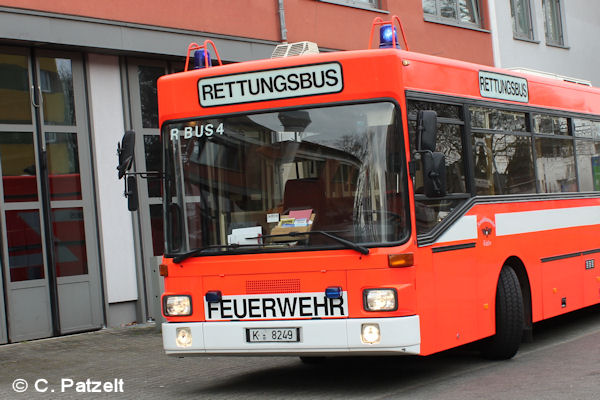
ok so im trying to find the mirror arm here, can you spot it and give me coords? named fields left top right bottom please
left=121, top=171, right=163, bottom=180
left=121, top=171, right=163, bottom=205
left=428, top=170, right=442, bottom=192
left=410, top=149, right=431, bottom=180
left=412, top=149, right=433, bottom=158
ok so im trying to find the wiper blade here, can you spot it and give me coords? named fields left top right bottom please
left=260, top=230, right=370, bottom=255
left=171, top=244, right=242, bottom=263
left=171, top=231, right=369, bottom=262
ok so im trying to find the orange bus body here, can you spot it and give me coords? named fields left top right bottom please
left=158, top=48, right=600, bottom=357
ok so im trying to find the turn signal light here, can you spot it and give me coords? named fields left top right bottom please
left=159, top=264, right=168, bottom=277
left=388, top=253, right=414, bottom=268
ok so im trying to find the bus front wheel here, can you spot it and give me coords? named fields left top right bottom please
left=481, top=266, right=524, bottom=360
left=299, top=356, right=326, bottom=365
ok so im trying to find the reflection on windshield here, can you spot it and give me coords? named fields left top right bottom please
left=164, top=102, right=408, bottom=254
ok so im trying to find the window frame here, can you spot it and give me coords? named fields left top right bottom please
left=317, top=0, right=388, bottom=13
left=510, top=0, right=535, bottom=42
left=542, top=0, right=566, bottom=47
left=422, top=0, right=482, bottom=30
left=162, top=98, right=413, bottom=257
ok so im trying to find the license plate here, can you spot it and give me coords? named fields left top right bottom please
left=246, top=328, right=300, bottom=343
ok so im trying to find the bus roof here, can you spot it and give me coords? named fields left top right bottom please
left=158, top=48, right=600, bottom=126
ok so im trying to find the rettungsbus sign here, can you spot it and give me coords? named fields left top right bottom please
left=198, top=62, right=343, bottom=107
left=479, top=70, right=529, bottom=103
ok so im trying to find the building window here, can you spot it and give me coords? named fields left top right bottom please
left=510, top=0, right=534, bottom=40
left=353, top=0, right=378, bottom=6
left=317, top=0, right=382, bottom=12
left=423, top=0, right=481, bottom=28
left=543, top=0, right=565, bottom=46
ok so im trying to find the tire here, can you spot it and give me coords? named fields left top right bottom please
left=481, top=266, right=524, bottom=360
left=299, top=356, right=326, bottom=365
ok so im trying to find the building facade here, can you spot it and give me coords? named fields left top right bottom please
left=489, top=0, right=600, bottom=85
left=0, top=0, right=494, bottom=343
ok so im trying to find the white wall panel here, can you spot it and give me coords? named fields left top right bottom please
left=492, top=0, right=600, bottom=86
left=87, top=54, right=138, bottom=303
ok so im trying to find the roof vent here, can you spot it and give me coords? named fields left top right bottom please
left=508, top=67, right=592, bottom=87
left=271, top=41, right=319, bottom=58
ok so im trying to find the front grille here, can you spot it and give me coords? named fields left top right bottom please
left=246, top=279, right=301, bottom=294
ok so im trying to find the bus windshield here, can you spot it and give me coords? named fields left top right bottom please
left=163, top=101, right=409, bottom=256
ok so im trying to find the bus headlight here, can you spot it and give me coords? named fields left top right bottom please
left=363, top=289, right=397, bottom=311
left=163, top=295, right=192, bottom=316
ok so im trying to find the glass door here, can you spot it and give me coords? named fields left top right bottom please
left=0, top=48, right=102, bottom=342
left=0, top=47, right=53, bottom=342
left=35, top=50, right=103, bottom=334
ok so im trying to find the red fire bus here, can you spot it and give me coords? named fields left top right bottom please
left=144, top=18, right=600, bottom=361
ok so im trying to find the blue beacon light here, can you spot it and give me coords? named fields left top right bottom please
left=325, top=286, right=343, bottom=299
left=193, top=49, right=212, bottom=69
left=379, top=25, right=399, bottom=49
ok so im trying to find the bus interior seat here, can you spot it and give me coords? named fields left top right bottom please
left=282, top=178, right=324, bottom=219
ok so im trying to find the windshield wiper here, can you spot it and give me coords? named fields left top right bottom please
left=259, top=230, right=370, bottom=255
left=171, top=230, right=369, bottom=262
left=171, top=244, right=244, bottom=263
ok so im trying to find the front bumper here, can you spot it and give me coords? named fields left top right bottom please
left=162, top=315, right=420, bottom=356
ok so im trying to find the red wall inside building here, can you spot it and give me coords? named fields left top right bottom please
left=2, top=0, right=493, bottom=65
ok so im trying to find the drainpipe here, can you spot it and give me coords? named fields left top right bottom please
left=487, top=0, right=502, bottom=67
left=278, top=0, right=288, bottom=43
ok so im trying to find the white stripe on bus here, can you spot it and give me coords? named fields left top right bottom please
left=495, top=205, right=600, bottom=236
left=434, top=205, right=600, bottom=244
left=435, top=215, right=477, bottom=244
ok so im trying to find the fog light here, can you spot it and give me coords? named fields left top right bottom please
left=175, top=327, right=192, bottom=348
left=361, top=323, right=381, bottom=344
left=164, top=295, right=192, bottom=316
left=364, top=289, right=397, bottom=311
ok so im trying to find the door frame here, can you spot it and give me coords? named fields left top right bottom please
left=125, top=58, right=168, bottom=323
left=124, top=57, right=183, bottom=323
left=0, top=160, right=7, bottom=344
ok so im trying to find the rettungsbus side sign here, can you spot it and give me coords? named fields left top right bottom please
left=479, top=70, right=529, bottom=103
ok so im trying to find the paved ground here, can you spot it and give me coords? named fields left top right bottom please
left=0, top=304, right=599, bottom=399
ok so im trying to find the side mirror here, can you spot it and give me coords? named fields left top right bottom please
left=423, top=152, right=446, bottom=197
left=126, top=176, right=139, bottom=211
left=117, top=130, right=136, bottom=179
left=417, top=110, right=437, bottom=152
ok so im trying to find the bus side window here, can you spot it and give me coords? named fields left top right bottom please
left=407, top=100, right=469, bottom=235
left=574, top=118, right=600, bottom=191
